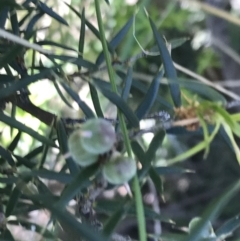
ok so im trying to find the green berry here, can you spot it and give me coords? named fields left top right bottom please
left=80, top=118, right=116, bottom=155
left=103, top=152, right=137, bottom=185
left=68, top=130, right=98, bottom=166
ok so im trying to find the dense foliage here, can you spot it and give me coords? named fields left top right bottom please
left=0, top=0, right=240, bottom=241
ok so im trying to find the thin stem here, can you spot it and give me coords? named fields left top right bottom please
left=94, top=1, right=147, bottom=241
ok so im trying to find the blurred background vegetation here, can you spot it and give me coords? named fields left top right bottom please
left=1, top=0, right=240, bottom=240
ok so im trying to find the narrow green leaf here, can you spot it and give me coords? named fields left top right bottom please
left=46, top=54, right=97, bottom=70
left=92, top=76, right=122, bottom=92
left=149, top=167, right=164, bottom=195
left=143, top=206, right=174, bottom=223
left=5, top=186, right=21, bottom=217
left=39, top=124, right=54, bottom=168
left=78, top=7, right=85, bottom=68
left=14, top=154, right=36, bottom=168
left=147, top=37, right=189, bottom=54
left=155, top=166, right=194, bottom=175
left=24, top=145, right=44, bottom=159
left=131, top=141, right=146, bottom=166
left=149, top=17, right=181, bottom=107
left=7, top=131, right=21, bottom=152
left=20, top=170, right=72, bottom=183
left=214, top=105, right=240, bottom=138
left=37, top=1, right=68, bottom=26
left=19, top=10, right=33, bottom=27
left=94, top=82, right=139, bottom=128
left=170, top=37, right=189, bottom=49
left=29, top=194, right=109, bottom=241
left=34, top=178, right=53, bottom=196
left=96, top=16, right=134, bottom=65
left=0, top=176, right=18, bottom=184
left=185, top=180, right=240, bottom=241
left=25, top=12, right=44, bottom=34
left=179, top=78, right=226, bottom=104
left=56, top=163, right=99, bottom=207
left=0, top=112, right=55, bottom=146
left=10, top=8, right=19, bottom=35
left=131, top=140, right=153, bottom=180
left=65, top=3, right=113, bottom=55
left=96, top=200, right=173, bottom=223
left=121, top=66, right=133, bottom=101
left=216, top=214, right=240, bottom=238
left=116, top=71, right=173, bottom=109
left=0, top=0, right=23, bottom=9
left=0, top=66, right=57, bottom=99
left=36, top=40, right=77, bottom=52
left=0, top=7, right=9, bottom=28
left=89, top=83, right=104, bottom=117
left=10, top=103, right=16, bottom=137
left=149, top=233, right=187, bottom=241
left=103, top=206, right=125, bottom=236
left=53, top=80, right=73, bottom=109
left=135, top=68, right=164, bottom=120
left=222, top=122, right=240, bottom=164
left=95, top=199, right=125, bottom=213
left=65, top=2, right=101, bottom=39
left=0, top=45, right=23, bottom=70
left=60, top=83, right=95, bottom=118
left=56, top=118, right=79, bottom=174
left=0, top=146, right=15, bottom=167
left=146, top=129, right=165, bottom=162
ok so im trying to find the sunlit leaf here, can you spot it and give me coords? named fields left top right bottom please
left=135, top=68, right=164, bottom=120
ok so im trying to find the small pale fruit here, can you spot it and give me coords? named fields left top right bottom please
left=68, top=130, right=98, bottom=166
left=103, top=152, right=137, bottom=185
left=80, top=118, right=116, bottom=155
